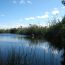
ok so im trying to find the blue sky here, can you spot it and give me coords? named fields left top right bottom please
left=0, top=0, right=65, bottom=29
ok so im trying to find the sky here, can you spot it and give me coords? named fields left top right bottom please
left=0, top=0, right=65, bottom=29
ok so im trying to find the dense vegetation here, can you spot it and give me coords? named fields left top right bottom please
left=0, top=16, right=65, bottom=45
left=45, top=16, right=65, bottom=47
left=0, top=25, right=48, bottom=38
left=0, top=16, right=65, bottom=49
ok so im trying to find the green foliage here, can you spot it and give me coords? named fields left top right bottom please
left=9, top=28, right=17, bottom=34
left=0, top=16, right=65, bottom=46
left=0, top=29, right=6, bottom=33
left=0, top=25, right=47, bottom=38
left=45, top=16, right=65, bottom=47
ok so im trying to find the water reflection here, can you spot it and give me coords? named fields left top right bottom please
left=0, top=34, right=64, bottom=65
left=0, top=47, right=63, bottom=65
left=61, top=48, right=65, bottom=65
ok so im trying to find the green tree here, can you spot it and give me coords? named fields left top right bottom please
left=62, top=0, right=65, bottom=6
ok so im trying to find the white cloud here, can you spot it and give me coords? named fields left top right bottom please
left=12, top=0, right=17, bottom=4
left=12, top=0, right=32, bottom=5
left=25, top=17, right=35, bottom=20
left=25, top=12, right=49, bottom=20
left=19, top=18, right=23, bottom=21
left=21, top=24, right=29, bottom=27
left=19, top=0, right=25, bottom=4
left=53, top=8, right=58, bottom=10
left=36, top=12, right=49, bottom=19
left=1, top=14, right=5, bottom=16
left=61, top=6, right=65, bottom=9
left=52, top=8, right=60, bottom=15
left=37, top=15, right=48, bottom=19
left=27, top=0, right=32, bottom=4
left=36, top=14, right=49, bottom=19
left=44, top=11, right=49, bottom=14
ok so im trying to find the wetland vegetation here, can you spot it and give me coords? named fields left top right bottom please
left=0, top=0, right=65, bottom=65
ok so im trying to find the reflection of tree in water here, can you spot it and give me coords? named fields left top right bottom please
left=23, top=37, right=47, bottom=46
left=15, top=37, right=65, bottom=65
left=0, top=48, right=3, bottom=65
left=0, top=47, right=62, bottom=65
left=47, top=40, right=65, bottom=65
left=61, top=48, right=65, bottom=65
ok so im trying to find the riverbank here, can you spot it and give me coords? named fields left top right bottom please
left=45, top=16, right=65, bottom=47
left=0, top=16, right=65, bottom=46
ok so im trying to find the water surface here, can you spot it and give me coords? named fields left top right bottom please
left=0, top=34, right=63, bottom=65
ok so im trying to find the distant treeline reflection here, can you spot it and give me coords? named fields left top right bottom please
left=0, top=17, right=65, bottom=45
left=0, top=46, right=63, bottom=65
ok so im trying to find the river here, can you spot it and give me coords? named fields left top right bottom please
left=0, top=34, right=64, bottom=65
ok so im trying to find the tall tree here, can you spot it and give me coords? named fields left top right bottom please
left=62, top=0, right=65, bottom=5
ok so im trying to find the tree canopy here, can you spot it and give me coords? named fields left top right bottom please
left=62, top=0, right=65, bottom=6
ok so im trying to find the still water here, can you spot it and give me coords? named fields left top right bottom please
left=0, top=34, right=64, bottom=65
